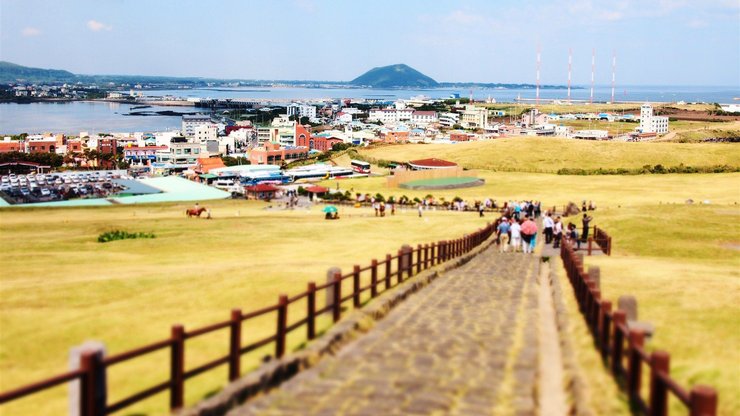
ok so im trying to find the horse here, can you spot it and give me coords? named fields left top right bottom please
left=186, top=207, right=207, bottom=218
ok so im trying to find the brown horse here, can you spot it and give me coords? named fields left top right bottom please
left=186, top=207, right=207, bottom=217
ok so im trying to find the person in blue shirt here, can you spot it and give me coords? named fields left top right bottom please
left=497, top=218, right=511, bottom=253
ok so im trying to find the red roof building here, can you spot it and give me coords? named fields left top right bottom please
left=0, top=141, right=24, bottom=153
left=407, top=158, right=458, bottom=170
left=245, top=183, right=280, bottom=200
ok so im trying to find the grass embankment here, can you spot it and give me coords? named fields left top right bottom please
left=0, top=201, right=489, bottom=415
left=583, top=206, right=740, bottom=415
left=349, top=138, right=740, bottom=173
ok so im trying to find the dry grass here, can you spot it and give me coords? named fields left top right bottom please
left=0, top=200, right=490, bottom=415
left=351, top=138, right=740, bottom=172
left=322, top=172, right=740, bottom=208
left=576, top=205, right=740, bottom=415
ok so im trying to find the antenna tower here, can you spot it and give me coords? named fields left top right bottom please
left=536, top=46, right=541, bottom=106
left=567, top=48, right=572, bottom=103
left=590, top=48, right=595, bottom=104
left=611, top=51, right=616, bottom=104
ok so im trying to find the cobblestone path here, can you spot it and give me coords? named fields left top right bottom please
left=230, top=248, right=540, bottom=416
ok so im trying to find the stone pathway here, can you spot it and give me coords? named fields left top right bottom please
left=229, top=247, right=541, bottom=416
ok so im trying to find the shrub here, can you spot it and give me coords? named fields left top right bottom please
left=98, top=230, right=155, bottom=243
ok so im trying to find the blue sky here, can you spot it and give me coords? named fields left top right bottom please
left=1, top=0, right=739, bottom=86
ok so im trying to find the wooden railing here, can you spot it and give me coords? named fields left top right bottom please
left=0, top=222, right=496, bottom=415
left=560, top=238, right=717, bottom=415
left=592, top=225, right=612, bottom=255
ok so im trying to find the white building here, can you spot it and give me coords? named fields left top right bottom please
left=460, top=105, right=488, bottom=129
left=182, top=115, right=212, bottom=137
left=287, top=103, right=317, bottom=120
left=639, top=103, right=669, bottom=134
left=411, top=111, right=438, bottom=126
left=439, top=112, right=460, bottom=128
left=574, top=130, right=609, bottom=140
left=194, top=123, right=218, bottom=143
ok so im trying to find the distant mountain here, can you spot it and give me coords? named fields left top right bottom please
left=350, top=64, right=439, bottom=88
left=0, top=61, right=76, bottom=83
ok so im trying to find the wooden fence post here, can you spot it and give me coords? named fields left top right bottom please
left=627, top=329, right=645, bottom=405
left=307, top=282, right=316, bottom=340
left=370, top=260, right=378, bottom=298
left=79, top=350, right=104, bottom=416
left=275, top=295, right=288, bottom=358
left=170, top=325, right=185, bottom=411
left=689, top=385, right=717, bottom=416
left=600, top=301, right=612, bottom=361
left=612, top=311, right=626, bottom=377
left=416, top=244, right=422, bottom=274
left=397, top=249, right=403, bottom=284
left=431, top=242, right=436, bottom=266
left=385, top=254, right=392, bottom=289
left=649, top=351, right=670, bottom=416
left=325, top=267, right=341, bottom=317
left=352, top=265, right=361, bottom=308
left=229, top=309, right=242, bottom=381
left=332, top=272, right=342, bottom=323
left=423, top=244, right=429, bottom=269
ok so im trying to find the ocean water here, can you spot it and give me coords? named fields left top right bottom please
left=1, top=85, right=737, bottom=135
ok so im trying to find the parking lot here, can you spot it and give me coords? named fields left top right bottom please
left=0, top=170, right=130, bottom=204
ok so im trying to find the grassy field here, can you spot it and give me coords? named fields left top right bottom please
left=0, top=201, right=490, bottom=415
left=480, top=102, right=717, bottom=116
left=320, top=169, right=740, bottom=414
left=350, top=138, right=740, bottom=173
left=323, top=172, right=740, bottom=208
left=581, top=205, right=740, bottom=415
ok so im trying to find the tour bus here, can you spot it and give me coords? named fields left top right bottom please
left=350, top=160, right=371, bottom=174
left=284, top=164, right=354, bottom=181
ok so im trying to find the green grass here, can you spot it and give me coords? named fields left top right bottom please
left=351, top=138, right=740, bottom=173
left=0, top=200, right=491, bottom=415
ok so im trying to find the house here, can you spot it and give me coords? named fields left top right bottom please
left=194, top=157, right=226, bottom=174
left=450, top=131, right=475, bottom=141
left=296, top=134, right=343, bottom=152
left=245, top=183, right=280, bottom=200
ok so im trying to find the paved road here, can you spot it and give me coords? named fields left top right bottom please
left=230, top=247, right=541, bottom=416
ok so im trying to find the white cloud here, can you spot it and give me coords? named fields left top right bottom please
left=445, top=10, right=484, bottom=25
left=87, top=20, right=112, bottom=32
left=293, top=0, right=316, bottom=13
left=21, top=27, right=42, bottom=37
left=686, top=18, right=708, bottom=28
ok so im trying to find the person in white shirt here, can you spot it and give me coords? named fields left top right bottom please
left=553, top=216, right=563, bottom=248
left=509, top=219, right=522, bottom=252
left=543, top=212, right=555, bottom=244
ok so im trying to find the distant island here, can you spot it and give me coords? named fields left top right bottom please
left=0, top=60, right=574, bottom=90
left=350, top=64, right=439, bottom=88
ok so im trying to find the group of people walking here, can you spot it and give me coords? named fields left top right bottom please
left=496, top=215, right=539, bottom=254
left=495, top=209, right=594, bottom=253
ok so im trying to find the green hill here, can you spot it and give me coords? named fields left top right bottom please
left=0, top=61, right=77, bottom=83
left=350, top=64, right=439, bottom=88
